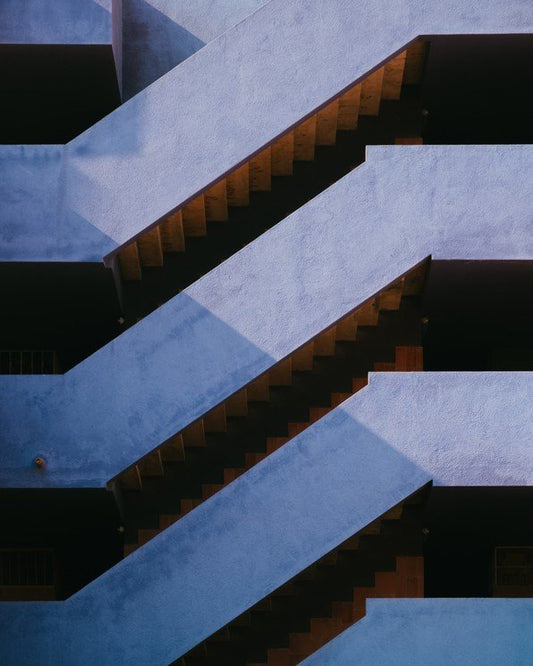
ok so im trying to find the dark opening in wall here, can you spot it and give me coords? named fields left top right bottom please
left=0, top=44, right=121, bottom=144
left=421, top=35, right=533, bottom=144
left=422, top=261, right=533, bottom=371
left=423, top=487, right=533, bottom=598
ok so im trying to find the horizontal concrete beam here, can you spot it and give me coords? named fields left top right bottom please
left=1, top=0, right=532, bottom=260
left=0, top=146, right=531, bottom=487
left=1, top=372, right=532, bottom=663
left=0, top=0, right=112, bottom=44
left=303, top=598, right=533, bottom=665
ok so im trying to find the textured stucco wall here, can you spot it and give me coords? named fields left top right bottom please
left=0, top=146, right=531, bottom=487
left=302, top=599, right=533, bottom=666
left=1, top=0, right=532, bottom=260
left=1, top=374, right=533, bottom=664
left=303, top=599, right=533, bottom=665
left=0, top=0, right=112, bottom=44
left=121, top=0, right=269, bottom=99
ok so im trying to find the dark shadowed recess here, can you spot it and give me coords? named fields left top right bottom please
left=0, top=44, right=121, bottom=144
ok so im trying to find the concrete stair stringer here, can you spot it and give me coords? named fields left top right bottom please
left=1, top=372, right=533, bottom=663
left=0, top=145, right=531, bottom=487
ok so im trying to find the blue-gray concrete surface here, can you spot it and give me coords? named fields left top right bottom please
left=0, top=0, right=112, bottom=44
left=302, top=598, right=533, bottom=665
left=1, top=373, right=532, bottom=664
left=1, top=0, right=532, bottom=260
left=121, top=0, right=269, bottom=99
left=0, top=146, right=531, bottom=487
left=0, top=146, right=115, bottom=261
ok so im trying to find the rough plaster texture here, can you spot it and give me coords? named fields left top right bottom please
left=121, top=0, right=269, bottom=99
left=0, top=0, right=112, bottom=44
left=1, top=374, right=533, bottom=664
left=303, top=599, right=533, bottom=665
left=0, top=146, right=531, bottom=487
left=1, top=0, right=532, bottom=260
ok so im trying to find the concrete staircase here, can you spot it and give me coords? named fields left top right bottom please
left=179, top=493, right=425, bottom=665
left=121, top=270, right=426, bottom=555
left=0, top=2, right=532, bottom=665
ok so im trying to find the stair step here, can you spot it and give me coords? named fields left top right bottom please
left=313, top=327, right=337, bottom=356
left=225, top=389, right=248, bottom=416
left=250, top=147, right=272, bottom=191
left=395, top=136, right=424, bottom=145
left=395, top=346, right=423, bottom=371
left=316, top=99, right=339, bottom=146
left=137, top=226, right=164, bottom=267
left=289, top=631, right=317, bottom=656
left=182, top=420, right=206, bottom=447
left=160, top=433, right=185, bottom=461
left=205, top=179, right=229, bottom=221
left=374, top=361, right=396, bottom=372
left=202, top=483, right=224, bottom=499
left=331, top=600, right=355, bottom=624
left=379, top=279, right=404, bottom=310
left=245, top=452, right=267, bottom=468
left=354, top=298, right=380, bottom=325
left=266, top=647, right=291, bottom=666
left=203, top=404, right=227, bottom=433
left=293, top=116, right=316, bottom=161
left=248, top=374, right=270, bottom=401
left=180, top=498, right=202, bottom=515
left=307, top=617, right=347, bottom=650
left=123, top=542, right=138, bottom=557
left=337, top=82, right=361, bottom=130
left=266, top=437, right=288, bottom=454
left=137, top=449, right=164, bottom=477
left=382, top=51, right=407, bottom=100
left=404, top=40, right=428, bottom=84
left=288, top=422, right=308, bottom=438
left=159, top=210, right=185, bottom=252
left=309, top=406, right=331, bottom=423
left=223, top=467, right=245, bottom=484
left=339, top=534, right=360, bottom=550
left=120, top=464, right=142, bottom=490
left=335, top=314, right=358, bottom=341
left=182, top=195, right=207, bottom=236
left=292, top=342, right=314, bottom=371
left=226, top=163, right=250, bottom=206
left=137, top=528, right=160, bottom=545
left=118, top=242, right=141, bottom=281
left=352, top=377, right=368, bottom=393
left=271, top=131, right=294, bottom=176
left=360, top=67, right=384, bottom=115
left=269, top=358, right=292, bottom=386
left=159, top=514, right=179, bottom=529
left=331, top=392, right=351, bottom=407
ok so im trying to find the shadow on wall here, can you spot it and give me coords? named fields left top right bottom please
left=0, top=409, right=429, bottom=664
left=0, top=293, right=276, bottom=488
left=122, top=0, right=205, bottom=100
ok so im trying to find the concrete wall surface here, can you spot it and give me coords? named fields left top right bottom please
left=302, top=598, right=533, bottom=665
left=0, top=146, right=531, bottom=487
left=121, top=0, right=269, bottom=99
left=0, top=0, right=112, bottom=44
left=1, top=375, right=533, bottom=663
left=1, top=0, right=532, bottom=260
left=0, top=145, right=115, bottom=261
